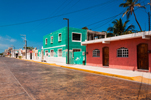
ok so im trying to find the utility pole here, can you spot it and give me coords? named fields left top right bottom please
left=148, top=12, right=150, bottom=31
left=21, top=34, right=27, bottom=59
left=148, top=0, right=151, bottom=31
left=63, top=18, right=69, bottom=64
left=11, top=45, right=15, bottom=58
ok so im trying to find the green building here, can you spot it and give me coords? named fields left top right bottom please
left=42, top=27, right=87, bottom=64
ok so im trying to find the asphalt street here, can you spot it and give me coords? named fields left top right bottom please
left=0, top=57, right=151, bottom=100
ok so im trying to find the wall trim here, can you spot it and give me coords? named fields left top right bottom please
left=43, top=45, right=66, bottom=49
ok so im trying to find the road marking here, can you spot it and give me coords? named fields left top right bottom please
left=2, top=62, right=34, bottom=100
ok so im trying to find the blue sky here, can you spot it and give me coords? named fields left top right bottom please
left=0, top=0, right=150, bottom=53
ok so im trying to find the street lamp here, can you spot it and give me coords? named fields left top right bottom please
left=63, top=18, right=69, bottom=64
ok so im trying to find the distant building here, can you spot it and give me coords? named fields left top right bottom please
left=4, top=47, right=13, bottom=56
left=11, top=49, right=22, bottom=58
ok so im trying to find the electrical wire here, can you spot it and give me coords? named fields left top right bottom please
left=0, top=0, right=119, bottom=27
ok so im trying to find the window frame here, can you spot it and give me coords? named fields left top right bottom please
left=72, top=32, right=82, bottom=42
left=51, top=36, right=53, bottom=43
left=58, top=33, right=62, bottom=42
left=93, top=49, right=100, bottom=57
left=58, top=49, right=62, bottom=57
left=45, top=38, right=48, bottom=45
left=117, top=47, right=128, bottom=57
left=50, top=50, right=54, bottom=57
left=45, top=50, right=48, bottom=56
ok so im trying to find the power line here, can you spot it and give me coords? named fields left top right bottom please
left=86, top=12, right=123, bottom=27
left=86, top=3, right=147, bottom=30
left=37, top=0, right=118, bottom=32
left=36, top=0, right=77, bottom=32
left=0, top=0, right=118, bottom=27
left=92, top=15, right=118, bottom=30
left=73, top=0, right=119, bottom=27
left=24, top=0, right=70, bottom=35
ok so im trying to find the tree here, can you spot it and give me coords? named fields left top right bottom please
left=107, top=18, right=135, bottom=36
left=0, top=53, right=3, bottom=55
left=119, top=0, right=145, bottom=31
left=82, top=27, right=89, bottom=30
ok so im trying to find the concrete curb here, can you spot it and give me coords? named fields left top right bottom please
left=16, top=58, right=151, bottom=84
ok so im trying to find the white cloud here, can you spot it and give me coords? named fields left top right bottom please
left=0, top=44, right=9, bottom=48
left=0, top=35, right=16, bottom=42
left=10, top=39, right=16, bottom=42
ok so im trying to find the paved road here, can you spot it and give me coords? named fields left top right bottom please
left=0, top=57, right=151, bottom=100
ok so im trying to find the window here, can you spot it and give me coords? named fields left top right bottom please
left=117, top=47, right=128, bottom=57
left=58, top=33, right=61, bottom=41
left=45, top=38, right=47, bottom=44
left=45, top=51, right=48, bottom=56
left=93, top=49, right=100, bottom=57
left=50, top=50, right=54, bottom=57
left=72, top=33, right=81, bottom=41
left=51, top=36, right=53, bottom=43
left=73, top=49, right=81, bottom=57
left=58, top=49, right=62, bottom=57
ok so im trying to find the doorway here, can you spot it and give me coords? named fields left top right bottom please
left=103, top=47, right=109, bottom=66
left=137, top=43, right=149, bottom=70
left=30, top=53, right=32, bottom=60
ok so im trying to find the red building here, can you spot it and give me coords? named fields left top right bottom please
left=82, top=31, right=151, bottom=72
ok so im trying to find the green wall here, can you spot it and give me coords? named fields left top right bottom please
left=38, top=49, right=42, bottom=57
left=43, top=27, right=87, bottom=64
left=67, top=27, right=87, bottom=64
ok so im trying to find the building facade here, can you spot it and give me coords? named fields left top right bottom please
left=82, top=31, right=151, bottom=72
left=42, top=27, right=87, bottom=64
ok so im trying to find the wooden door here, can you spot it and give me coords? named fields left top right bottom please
left=30, top=53, right=32, bottom=60
left=103, top=47, right=109, bottom=66
left=137, top=43, right=148, bottom=70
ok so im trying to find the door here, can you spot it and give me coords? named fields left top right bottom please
left=137, top=43, right=149, bottom=70
left=103, top=47, right=109, bottom=66
left=30, top=53, right=32, bottom=59
left=74, top=51, right=85, bottom=65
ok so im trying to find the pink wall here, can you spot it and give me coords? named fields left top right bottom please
left=86, top=38, right=151, bottom=72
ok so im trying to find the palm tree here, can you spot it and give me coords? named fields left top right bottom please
left=119, top=0, right=145, bottom=32
left=82, top=27, right=89, bottom=30
left=107, top=18, right=135, bottom=36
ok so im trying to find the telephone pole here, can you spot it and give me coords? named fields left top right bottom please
left=148, top=0, right=151, bottom=31
left=21, top=34, right=27, bottom=59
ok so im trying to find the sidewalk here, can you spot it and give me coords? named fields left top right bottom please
left=18, top=58, right=151, bottom=85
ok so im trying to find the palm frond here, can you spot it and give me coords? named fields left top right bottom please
left=107, top=18, right=135, bottom=35
left=107, top=27, right=114, bottom=32
left=134, top=0, right=138, bottom=4
left=123, top=20, right=129, bottom=27
left=119, top=3, right=129, bottom=7
left=125, top=24, right=135, bottom=31
left=122, top=8, right=130, bottom=17
left=126, top=11, right=131, bottom=19
left=134, top=3, right=146, bottom=9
